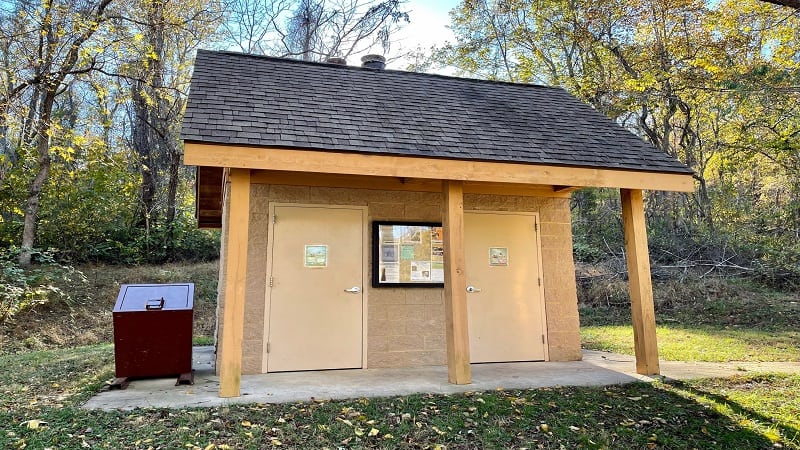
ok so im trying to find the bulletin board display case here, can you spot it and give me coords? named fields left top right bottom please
left=372, top=221, right=444, bottom=287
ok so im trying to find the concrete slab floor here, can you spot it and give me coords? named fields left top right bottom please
left=83, top=347, right=800, bottom=411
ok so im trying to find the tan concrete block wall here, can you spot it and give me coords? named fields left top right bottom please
left=214, top=181, right=230, bottom=373
left=215, top=182, right=270, bottom=374
left=216, top=181, right=581, bottom=374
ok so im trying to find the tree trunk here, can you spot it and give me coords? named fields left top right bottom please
left=164, top=143, right=180, bottom=257
left=132, top=0, right=167, bottom=230
left=132, top=83, right=158, bottom=228
left=18, top=93, right=55, bottom=266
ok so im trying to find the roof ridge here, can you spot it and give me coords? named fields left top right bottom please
left=196, top=49, right=561, bottom=91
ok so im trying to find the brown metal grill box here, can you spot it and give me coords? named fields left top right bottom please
left=113, top=283, right=194, bottom=378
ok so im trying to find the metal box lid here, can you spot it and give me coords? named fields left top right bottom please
left=113, top=283, right=194, bottom=312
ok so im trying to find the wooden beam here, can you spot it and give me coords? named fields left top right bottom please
left=465, top=181, right=570, bottom=198
left=249, top=170, right=571, bottom=198
left=621, top=189, right=660, bottom=375
left=552, top=185, right=580, bottom=193
left=218, top=168, right=251, bottom=397
left=442, top=180, right=471, bottom=384
left=251, top=170, right=444, bottom=193
left=185, top=143, right=694, bottom=192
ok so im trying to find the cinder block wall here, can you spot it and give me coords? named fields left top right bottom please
left=216, top=181, right=581, bottom=374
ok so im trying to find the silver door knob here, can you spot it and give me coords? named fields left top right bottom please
left=344, top=286, right=361, bottom=293
left=466, top=286, right=481, bottom=293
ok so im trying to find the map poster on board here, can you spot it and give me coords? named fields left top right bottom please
left=372, top=221, right=444, bottom=287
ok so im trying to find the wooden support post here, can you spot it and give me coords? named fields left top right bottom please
left=442, top=180, right=471, bottom=384
left=219, top=168, right=251, bottom=397
left=620, top=189, right=660, bottom=375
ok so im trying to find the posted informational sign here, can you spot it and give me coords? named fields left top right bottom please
left=489, top=247, right=509, bottom=266
left=304, top=245, right=328, bottom=268
left=373, top=222, right=444, bottom=287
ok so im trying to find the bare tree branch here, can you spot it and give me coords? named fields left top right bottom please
left=760, top=0, right=800, bottom=9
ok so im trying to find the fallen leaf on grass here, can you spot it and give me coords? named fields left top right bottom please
left=336, top=418, right=353, bottom=427
left=21, top=420, right=46, bottom=430
left=368, top=428, right=379, bottom=437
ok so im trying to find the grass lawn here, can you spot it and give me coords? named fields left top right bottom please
left=582, top=325, right=800, bottom=362
left=579, top=276, right=800, bottom=362
left=1, top=345, right=799, bottom=449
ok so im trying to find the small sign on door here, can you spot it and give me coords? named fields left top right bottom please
left=304, top=245, right=328, bottom=268
left=489, top=247, right=508, bottom=266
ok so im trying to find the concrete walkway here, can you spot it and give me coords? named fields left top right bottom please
left=83, top=347, right=800, bottom=411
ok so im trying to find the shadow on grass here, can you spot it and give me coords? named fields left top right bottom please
left=667, top=378, right=800, bottom=447
left=0, top=345, right=793, bottom=448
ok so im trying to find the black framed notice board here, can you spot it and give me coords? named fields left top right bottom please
left=372, top=221, right=444, bottom=287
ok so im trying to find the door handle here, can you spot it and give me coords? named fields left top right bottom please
left=344, top=286, right=361, bottom=293
left=466, top=286, right=481, bottom=293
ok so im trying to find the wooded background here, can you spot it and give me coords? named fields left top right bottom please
left=0, top=0, right=797, bottom=287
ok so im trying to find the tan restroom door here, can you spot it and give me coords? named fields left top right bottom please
left=265, top=205, right=364, bottom=372
left=465, top=211, right=547, bottom=363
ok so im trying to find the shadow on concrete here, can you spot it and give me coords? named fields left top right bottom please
left=83, top=347, right=800, bottom=411
left=83, top=348, right=644, bottom=410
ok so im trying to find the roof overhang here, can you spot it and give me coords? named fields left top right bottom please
left=185, top=142, right=694, bottom=192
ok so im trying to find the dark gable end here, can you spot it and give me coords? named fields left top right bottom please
left=181, top=50, right=692, bottom=175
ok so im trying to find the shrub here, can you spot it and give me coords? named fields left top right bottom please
left=0, top=247, right=87, bottom=325
left=82, top=222, right=220, bottom=264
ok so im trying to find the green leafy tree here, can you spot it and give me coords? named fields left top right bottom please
left=0, top=0, right=116, bottom=265
left=440, top=0, right=800, bottom=284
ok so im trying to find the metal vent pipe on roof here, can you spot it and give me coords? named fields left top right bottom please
left=326, top=57, right=347, bottom=65
left=361, top=54, right=386, bottom=70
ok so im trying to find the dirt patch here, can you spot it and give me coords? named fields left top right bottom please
left=0, top=261, right=219, bottom=354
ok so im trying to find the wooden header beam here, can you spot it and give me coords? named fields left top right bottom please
left=185, top=143, right=694, bottom=193
left=250, top=170, right=572, bottom=198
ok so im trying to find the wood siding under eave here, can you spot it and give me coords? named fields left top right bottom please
left=196, top=166, right=224, bottom=228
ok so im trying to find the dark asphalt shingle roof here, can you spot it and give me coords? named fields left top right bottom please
left=181, top=50, right=692, bottom=174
